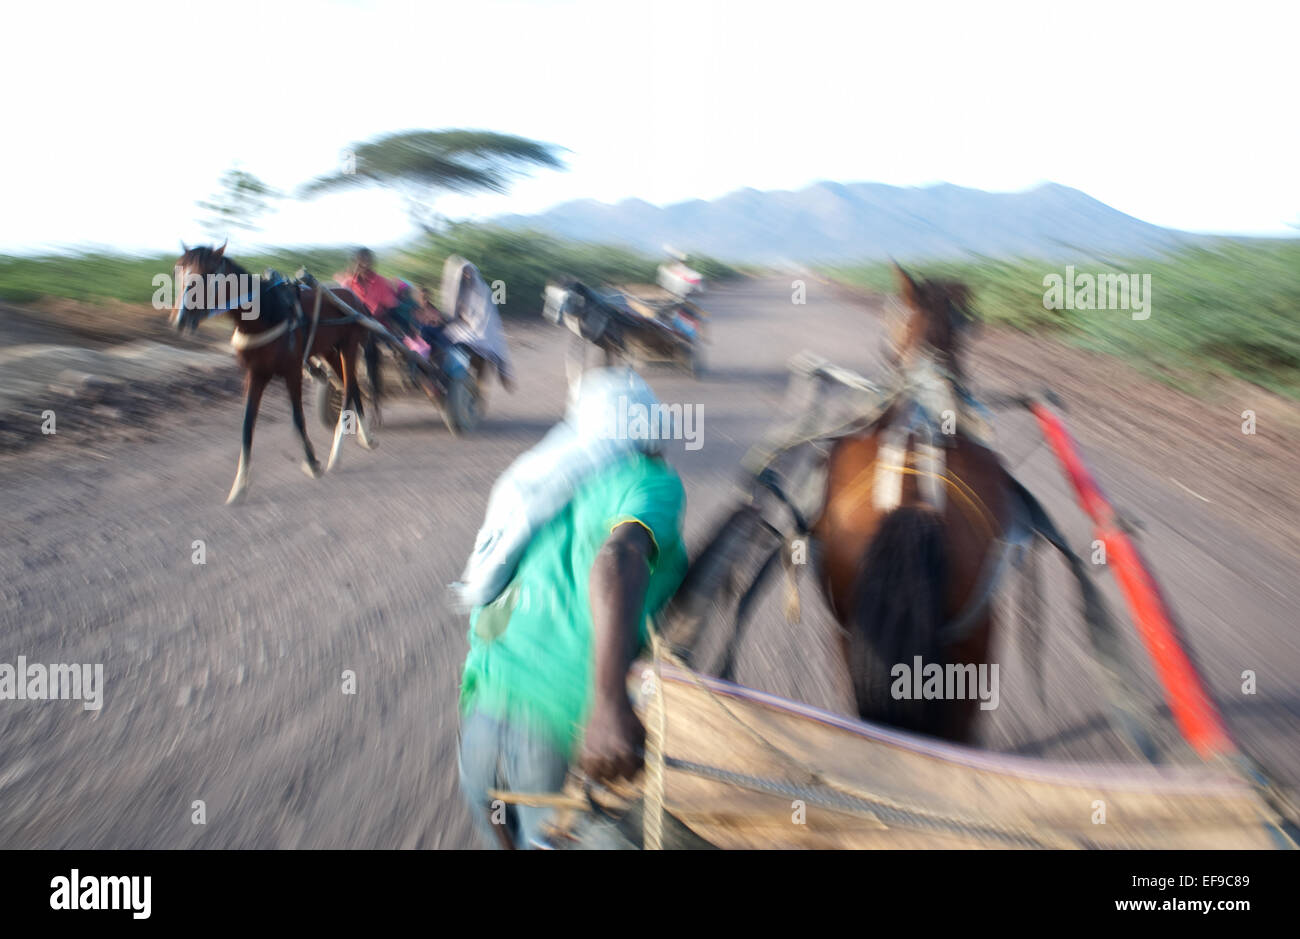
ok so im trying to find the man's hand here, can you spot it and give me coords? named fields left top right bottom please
left=579, top=694, right=645, bottom=783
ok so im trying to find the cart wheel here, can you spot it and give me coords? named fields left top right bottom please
left=443, top=375, right=481, bottom=435
left=314, top=375, right=344, bottom=431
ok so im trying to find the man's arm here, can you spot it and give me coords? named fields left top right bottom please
left=580, top=521, right=653, bottom=782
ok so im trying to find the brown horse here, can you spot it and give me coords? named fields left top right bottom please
left=172, top=243, right=379, bottom=505
left=813, top=265, right=1015, bottom=742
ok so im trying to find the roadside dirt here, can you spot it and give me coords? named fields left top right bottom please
left=0, top=303, right=239, bottom=454
left=2, top=298, right=183, bottom=347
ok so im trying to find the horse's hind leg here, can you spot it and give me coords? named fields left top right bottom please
left=344, top=338, right=376, bottom=451
left=354, top=356, right=377, bottom=451
left=226, top=371, right=268, bottom=506
left=326, top=342, right=373, bottom=472
left=285, top=367, right=322, bottom=479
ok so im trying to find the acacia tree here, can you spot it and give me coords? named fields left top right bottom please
left=197, top=166, right=281, bottom=236
left=299, top=129, right=565, bottom=232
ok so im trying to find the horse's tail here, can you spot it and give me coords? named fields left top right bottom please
left=849, top=504, right=949, bottom=735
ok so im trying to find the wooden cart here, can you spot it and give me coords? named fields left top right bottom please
left=515, top=353, right=1300, bottom=850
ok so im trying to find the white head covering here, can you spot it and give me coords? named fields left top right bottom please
left=450, top=367, right=663, bottom=610
left=566, top=365, right=665, bottom=452
left=440, top=255, right=513, bottom=385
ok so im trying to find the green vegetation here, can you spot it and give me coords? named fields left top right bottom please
left=0, top=253, right=171, bottom=305
left=0, top=247, right=355, bottom=307
left=0, top=228, right=659, bottom=319
left=386, top=224, right=659, bottom=316
left=825, top=239, right=1300, bottom=397
left=11, top=232, right=1292, bottom=397
left=685, top=254, right=745, bottom=282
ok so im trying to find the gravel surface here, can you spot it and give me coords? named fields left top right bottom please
left=1, top=277, right=1296, bottom=848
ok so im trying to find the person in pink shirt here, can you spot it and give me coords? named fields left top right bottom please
left=337, top=247, right=419, bottom=337
left=339, top=248, right=426, bottom=428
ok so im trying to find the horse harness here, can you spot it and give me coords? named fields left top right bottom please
left=757, top=353, right=1028, bottom=646
left=226, top=270, right=362, bottom=363
left=674, top=351, right=1128, bottom=727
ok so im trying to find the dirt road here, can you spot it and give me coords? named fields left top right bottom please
left=1, top=277, right=1296, bottom=848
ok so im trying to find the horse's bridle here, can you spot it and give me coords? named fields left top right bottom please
left=175, top=258, right=281, bottom=326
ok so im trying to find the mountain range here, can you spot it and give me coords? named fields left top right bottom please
left=494, top=181, right=1197, bottom=263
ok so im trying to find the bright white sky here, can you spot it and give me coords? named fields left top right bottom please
left=2, top=0, right=1296, bottom=254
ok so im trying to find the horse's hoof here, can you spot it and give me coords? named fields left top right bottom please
left=302, top=460, right=323, bottom=479
left=225, top=487, right=248, bottom=507
left=359, top=437, right=378, bottom=451
left=326, top=456, right=340, bottom=473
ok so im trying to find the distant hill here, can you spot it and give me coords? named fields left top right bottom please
left=493, top=181, right=1197, bottom=262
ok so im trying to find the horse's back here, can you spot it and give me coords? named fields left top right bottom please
left=815, top=425, right=1012, bottom=623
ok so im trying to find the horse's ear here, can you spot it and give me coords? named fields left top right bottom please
left=180, top=240, right=189, bottom=253
left=892, top=261, right=921, bottom=307
left=215, top=239, right=228, bottom=258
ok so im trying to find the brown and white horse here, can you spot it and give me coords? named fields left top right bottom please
left=172, top=243, right=378, bottom=505
left=813, top=265, right=1016, bottom=741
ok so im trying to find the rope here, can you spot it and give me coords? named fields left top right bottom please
left=642, top=631, right=668, bottom=850
left=485, top=789, right=588, bottom=811
left=743, top=352, right=989, bottom=480
left=743, top=384, right=890, bottom=479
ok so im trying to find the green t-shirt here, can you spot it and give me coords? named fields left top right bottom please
left=459, top=453, right=688, bottom=758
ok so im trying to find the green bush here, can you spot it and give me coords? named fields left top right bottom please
left=685, top=254, right=744, bottom=282
left=0, top=252, right=173, bottom=305
left=824, top=240, right=1300, bottom=397
left=386, top=224, right=658, bottom=317
left=0, top=231, right=656, bottom=320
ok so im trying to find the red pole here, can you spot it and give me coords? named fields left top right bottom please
left=1028, top=401, right=1235, bottom=760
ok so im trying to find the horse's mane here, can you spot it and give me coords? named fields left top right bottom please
left=927, top=278, right=972, bottom=310
left=905, top=275, right=971, bottom=312
left=179, top=245, right=250, bottom=278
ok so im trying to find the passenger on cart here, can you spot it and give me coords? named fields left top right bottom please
left=336, top=247, right=421, bottom=339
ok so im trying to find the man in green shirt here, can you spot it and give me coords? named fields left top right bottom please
left=456, top=371, right=688, bottom=849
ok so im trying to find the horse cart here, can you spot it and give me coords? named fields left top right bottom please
left=307, top=325, right=481, bottom=436
left=543, top=280, right=709, bottom=378
left=302, top=274, right=482, bottom=436
left=499, top=352, right=1300, bottom=850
